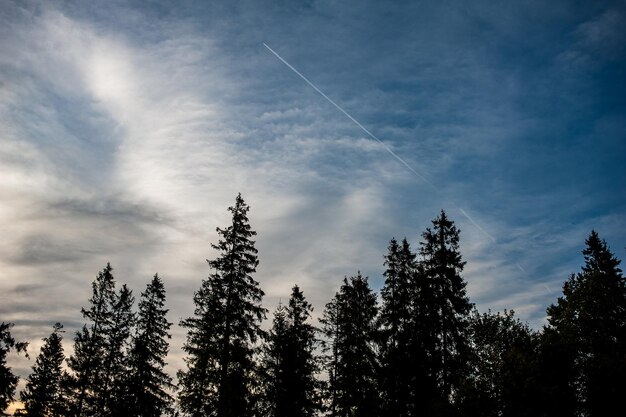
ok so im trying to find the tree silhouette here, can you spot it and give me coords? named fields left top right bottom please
left=20, top=323, right=67, bottom=417
left=178, top=193, right=267, bottom=417
left=458, top=310, right=539, bottom=417
left=102, top=284, right=136, bottom=416
left=378, top=238, right=418, bottom=417
left=259, top=285, right=320, bottom=417
left=0, top=322, right=28, bottom=412
left=545, top=230, right=626, bottom=416
left=320, top=273, right=379, bottom=417
left=67, top=263, right=117, bottom=417
left=119, top=274, right=174, bottom=417
left=419, top=210, right=472, bottom=407
left=259, top=302, right=289, bottom=417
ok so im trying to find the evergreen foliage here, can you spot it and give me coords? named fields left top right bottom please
left=178, top=193, right=267, bottom=417
left=320, top=273, right=379, bottom=417
left=20, top=323, right=66, bottom=417
left=259, top=285, right=320, bottom=417
left=378, top=238, right=418, bottom=417
left=67, top=263, right=117, bottom=417
left=3, top=201, right=625, bottom=417
left=259, top=302, right=289, bottom=417
left=419, top=210, right=472, bottom=406
left=102, top=284, right=136, bottom=416
left=0, top=322, right=28, bottom=412
left=545, top=230, right=626, bottom=416
left=126, top=274, right=174, bottom=417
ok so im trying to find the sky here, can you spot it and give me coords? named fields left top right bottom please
left=1, top=0, right=625, bottom=394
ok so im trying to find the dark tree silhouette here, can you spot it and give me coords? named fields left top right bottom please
left=67, top=263, right=117, bottom=417
left=259, top=285, right=320, bottom=417
left=20, top=323, right=67, bottom=417
left=419, top=210, right=472, bottom=407
left=320, top=273, right=379, bottom=417
left=259, top=302, right=289, bottom=417
left=378, top=238, right=417, bottom=417
left=0, top=322, right=28, bottom=412
left=125, top=274, right=174, bottom=417
left=102, top=284, right=136, bottom=416
left=457, top=310, right=540, bottom=417
left=545, top=230, right=626, bottom=416
left=178, top=193, right=267, bottom=417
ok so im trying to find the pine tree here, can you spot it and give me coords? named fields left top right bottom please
left=20, top=323, right=67, bottom=417
left=545, top=230, right=626, bottom=416
left=258, top=302, right=289, bottom=417
left=0, top=322, right=28, bottom=412
left=103, top=284, right=135, bottom=416
left=284, top=285, right=320, bottom=416
left=378, top=238, right=416, bottom=417
left=260, top=286, right=320, bottom=417
left=67, top=263, right=116, bottom=417
left=419, top=210, right=472, bottom=409
left=126, top=274, right=174, bottom=417
left=178, top=193, right=267, bottom=417
left=320, top=273, right=379, bottom=417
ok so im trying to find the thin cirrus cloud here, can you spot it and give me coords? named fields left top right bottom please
left=1, top=0, right=625, bottom=385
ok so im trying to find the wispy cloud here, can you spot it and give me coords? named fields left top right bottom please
left=1, top=0, right=624, bottom=385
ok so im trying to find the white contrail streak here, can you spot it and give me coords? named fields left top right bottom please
left=458, top=208, right=497, bottom=243
left=263, top=42, right=435, bottom=189
left=263, top=43, right=508, bottom=254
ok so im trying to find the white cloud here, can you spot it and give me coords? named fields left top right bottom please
left=1, top=0, right=623, bottom=393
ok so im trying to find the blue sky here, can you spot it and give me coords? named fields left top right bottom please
left=1, top=0, right=625, bottom=387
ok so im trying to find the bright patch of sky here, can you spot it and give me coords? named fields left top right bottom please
left=1, top=0, right=624, bottom=384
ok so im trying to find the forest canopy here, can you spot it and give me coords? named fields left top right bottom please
left=2, top=194, right=624, bottom=417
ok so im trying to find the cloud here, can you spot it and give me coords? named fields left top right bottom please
left=1, top=0, right=624, bottom=390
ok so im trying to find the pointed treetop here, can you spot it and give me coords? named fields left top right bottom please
left=582, top=230, right=622, bottom=275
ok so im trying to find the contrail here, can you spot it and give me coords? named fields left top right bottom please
left=263, top=42, right=436, bottom=190
left=263, top=43, right=502, bottom=251
left=458, top=208, right=496, bottom=244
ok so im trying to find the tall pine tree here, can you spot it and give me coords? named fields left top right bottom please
left=20, top=323, right=67, bottom=417
left=101, top=284, right=135, bottom=416
left=419, top=210, right=472, bottom=410
left=259, top=285, right=320, bottom=417
left=259, top=302, right=290, bottom=417
left=67, top=263, right=116, bottom=417
left=0, top=322, right=28, bottom=413
left=545, top=230, right=626, bottom=416
left=178, top=193, right=267, bottom=417
left=126, top=274, right=174, bottom=417
left=320, top=273, right=379, bottom=417
left=378, top=238, right=416, bottom=417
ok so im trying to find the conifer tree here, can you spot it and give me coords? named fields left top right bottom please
left=20, top=323, right=67, bottom=417
left=419, top=210, right=472, bottom=406
left=260, top=286, right=320, bottom=417
left=67, top=263, right=116, bottom=417
left=126, top=274, right=174, bottom=417
left=178, top=193, right=267, bottom=417
left=378, top=238, right=416, bottom=417
left=284, top=285, right=319, bottom=416
left=545, top=230, right=626, bottom=416
left=320, top=273, right=379, bottom=417
left=0, top=322, right=28, bottom=412
left=259, top=302, right=289, bottom=416
left=103, top=284, right=135, bottom=416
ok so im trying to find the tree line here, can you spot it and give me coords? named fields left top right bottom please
left=1, top=193, right=625, bottom=416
